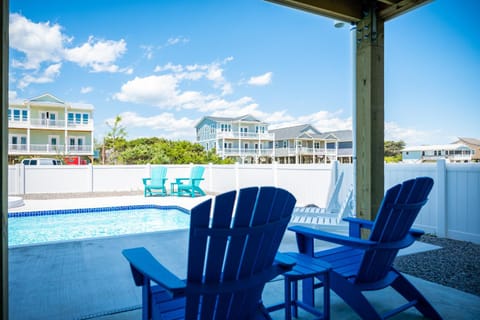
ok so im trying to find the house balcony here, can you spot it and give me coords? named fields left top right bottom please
left=216, top=131, right=275, bottom=140
left=8, top=144, right=93, bottom=155
left=8, top=118, right=94, bottom=131
left=220, top=147, right=275, bottom=158
left=274, top=147, right=339, bottom=157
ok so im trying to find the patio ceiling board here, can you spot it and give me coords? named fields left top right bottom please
left=265, top=0, right=432, bottom=22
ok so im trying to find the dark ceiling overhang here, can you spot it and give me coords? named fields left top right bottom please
left=265, top=0, right=432, bottom=23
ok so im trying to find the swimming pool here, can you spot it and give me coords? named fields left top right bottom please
left=8, top=205, right=190, bottom=247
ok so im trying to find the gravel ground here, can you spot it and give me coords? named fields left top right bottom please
left=394, top=234, right=480, bottom=296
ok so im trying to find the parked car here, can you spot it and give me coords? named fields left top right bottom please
left=21, top=158, right=63, bottom=165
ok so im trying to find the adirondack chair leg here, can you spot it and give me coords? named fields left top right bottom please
left=329, top=271, right=382, bottom=320
left=391, top=273, right=443, bottom=320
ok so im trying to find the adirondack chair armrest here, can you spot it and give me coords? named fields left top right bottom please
left=274, top=252, right=297, bottom=269
left=142, top=178, right=151, bottom=185
left=175, top=178, right=190, bottom=185
left=409, top=228, right=425, bottom=238
left=342, top=217, right=375, bottom=238
left=288, top=225, right=376, bottom=253
left=122, top=247, right=185, bottom=296
left=191, top=178, right=205, bottom=182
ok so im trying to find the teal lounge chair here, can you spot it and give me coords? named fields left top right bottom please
left=287, top=177, right=442, bottom=320
left=123, top=186, right=297, bottom=320
left=171, top=165, right=205, bottom=197
left=143, top=166, right=168, bottom=197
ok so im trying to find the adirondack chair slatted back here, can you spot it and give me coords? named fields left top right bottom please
left=355, top=177, right=434, bottom=284
left=190, top=166, right=205, bottom=186
left=151, top=166, right=167, bottom=184
left=185, top=186, right=296, bottom=319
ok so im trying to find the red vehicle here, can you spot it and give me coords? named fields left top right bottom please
left=64, top=156, right=87, bottom=165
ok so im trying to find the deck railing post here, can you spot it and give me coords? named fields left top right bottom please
left=436, top=159, right=447, bottom=237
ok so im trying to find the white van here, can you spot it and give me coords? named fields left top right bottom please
left=22, top=158, right=63, bottom=165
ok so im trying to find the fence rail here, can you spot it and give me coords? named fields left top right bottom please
left=8, top=160, right=480, bottom=244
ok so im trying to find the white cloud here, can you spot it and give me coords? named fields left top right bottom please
left=18, top=63, right=62, bottom=89
left=64, top=36, right=128, bottom=73
left=81, top=86, right=93, bottom=94
left=141, top=45, right=154, bottom=60
left=385, top=122, right=443, bottom=146
left=268, top=110, right=351, bottom=133
left=165, top=36, right=189, bottom=47
left=110, top=111, right=198, bottom=140
left=8, top=91, right=18, bottom=100
left=115, top=58, right=242, bottom=110
left=9, top=12, right=130, bottom=82
left=247, top=72, right=273, bottom=86
left=9, top=13, right=65, bottom=70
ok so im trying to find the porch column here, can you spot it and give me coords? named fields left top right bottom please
left=355, top=7, right=385, bottom=221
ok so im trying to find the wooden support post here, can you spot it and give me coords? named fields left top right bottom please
left=355, top=7, right=385, bottom=222
left=1, top=0, right=9, bottom=318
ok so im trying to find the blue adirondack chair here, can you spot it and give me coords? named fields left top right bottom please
left=171, top=165, right=206, bottom=197
left=123, top=186, right=297, bottom=320
left=143, top=166, right=168, bottom=197
left=287, top=177, right=442, bottom=320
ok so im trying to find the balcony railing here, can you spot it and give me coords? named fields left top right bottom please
left=216, top=131, right=275, bottom=140
left=8, top=118, right=94, bottom=130
left=220, top=148, right=275, bottom=157
left=8, top=144, right=93, bottom=155
left=274, top=147, right=340, bottom=157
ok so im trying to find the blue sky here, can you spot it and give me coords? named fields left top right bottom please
left=9, top=0, right=480, bottom=146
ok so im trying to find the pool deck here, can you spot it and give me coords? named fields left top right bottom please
left=8, top=194, right=480, bottom=319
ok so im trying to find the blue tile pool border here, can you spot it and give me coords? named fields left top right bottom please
left=8, top=204, right=190, bottom=218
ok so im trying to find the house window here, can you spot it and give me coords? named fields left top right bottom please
left=314, top=142, right=320, bottom=149
left=240, top=127, right=248, bottom=136
left=13, top=109, right=20, bottom=121
left=41, top=111, right=57, bottom=125
left=69, top=136, right=85, bottom=151
left=8, top=109, right=29, bottom=121
left=9, top=134, right=27, bottom=150
left=48, top=135, right=60, bottom=152
left=255, top=126, right=265, bottom=133
left=68, top=112, right=89, bottom=124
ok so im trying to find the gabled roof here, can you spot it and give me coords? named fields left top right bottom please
left=28, top=93, right=66, bottom=105
left=454, top=137, right=480, bottom=147
left=195, top=114, right=266, bottom=128
left=269, top=124, right=322, bottom=140
left=20, top=93, right=94, bottom=110
left=320, top=130, right=352, bottom=141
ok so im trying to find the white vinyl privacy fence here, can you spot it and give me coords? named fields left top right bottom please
left=8, top=160, right=480, bottom=243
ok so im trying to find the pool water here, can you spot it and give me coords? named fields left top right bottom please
left=8, top=206, right=190, bottom=247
